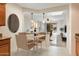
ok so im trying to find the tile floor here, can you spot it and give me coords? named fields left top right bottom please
left=12, top=33, right=69, bottom=56
left=12, top=46, right=70, bottom=56
left=50, top=33, right=66, bottom=47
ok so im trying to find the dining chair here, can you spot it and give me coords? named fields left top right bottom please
left=35, top=32, right=46, bottom=49
left=15, top=33, right=37, bottom=55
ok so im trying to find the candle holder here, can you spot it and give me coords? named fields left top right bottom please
left=34, top=28, right=36, bottom=36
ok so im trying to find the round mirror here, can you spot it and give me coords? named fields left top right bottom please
left=8, top=14, right=19, bottom=33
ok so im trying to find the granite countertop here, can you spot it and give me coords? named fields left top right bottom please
left=0, top=36, right=11, bottom=40
left=75, top=33, right=79, bottom=41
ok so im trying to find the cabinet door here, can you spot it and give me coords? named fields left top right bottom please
left=0, top=44, right=10, bottom=56
left=0, top=4, right=5, bottom=26
left=76, top=40, right=79, bottom=56
left=0, top=39, right=10, bottom=56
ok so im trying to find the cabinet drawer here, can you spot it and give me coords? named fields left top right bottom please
left=0, top=43, right=10, bottom=56
left=0, top=39, right=10, bottom=46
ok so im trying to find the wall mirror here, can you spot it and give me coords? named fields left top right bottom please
left=8, top=14, right=19, bottom=33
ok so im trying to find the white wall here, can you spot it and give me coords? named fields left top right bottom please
left=64, top=8, right=70, bottom=54
left=23, top=12, right=32, bottom=32
left=30, top=13, right=47, bottom=32
left=56, top=20, right=66, bottom=34
left=23, top=12, right=45, bottom=32
left=0, top=4, right=24, bottom=53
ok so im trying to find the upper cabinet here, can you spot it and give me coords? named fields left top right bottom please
left=0, top=4, right=5, bottom=26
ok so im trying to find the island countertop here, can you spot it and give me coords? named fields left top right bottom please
left=75, top=33, right=79, bottom=42
left=0, top=36, right=11, bottom=40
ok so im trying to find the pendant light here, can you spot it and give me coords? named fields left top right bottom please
left=43, top=13, right=45, bottom=23
left=31, top=12, right=33, bottom=20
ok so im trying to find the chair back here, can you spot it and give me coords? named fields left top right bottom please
left=16, top=34, right=28, bottom=49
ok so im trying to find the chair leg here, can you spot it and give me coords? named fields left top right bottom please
left=45, top=39, right=48, bottom=48
left=35, top=44, right=38, bottom=50
left=41, top=42, right=42, bottom=49
left=17, top=48, right=19, bottom=52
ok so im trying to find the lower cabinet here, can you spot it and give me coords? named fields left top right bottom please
left=0, top=38, right=10, bottom=56
left=76, top=39, right=79, bottom=56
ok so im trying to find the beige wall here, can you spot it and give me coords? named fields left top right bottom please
left=70, top=4, right=79, bottom=55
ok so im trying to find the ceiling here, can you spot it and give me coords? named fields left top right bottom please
left=17, top=3, right=67, bottom=10
left=45, top=11, right=65, bottom=21
left=16, top=3, right=67, bottom=22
